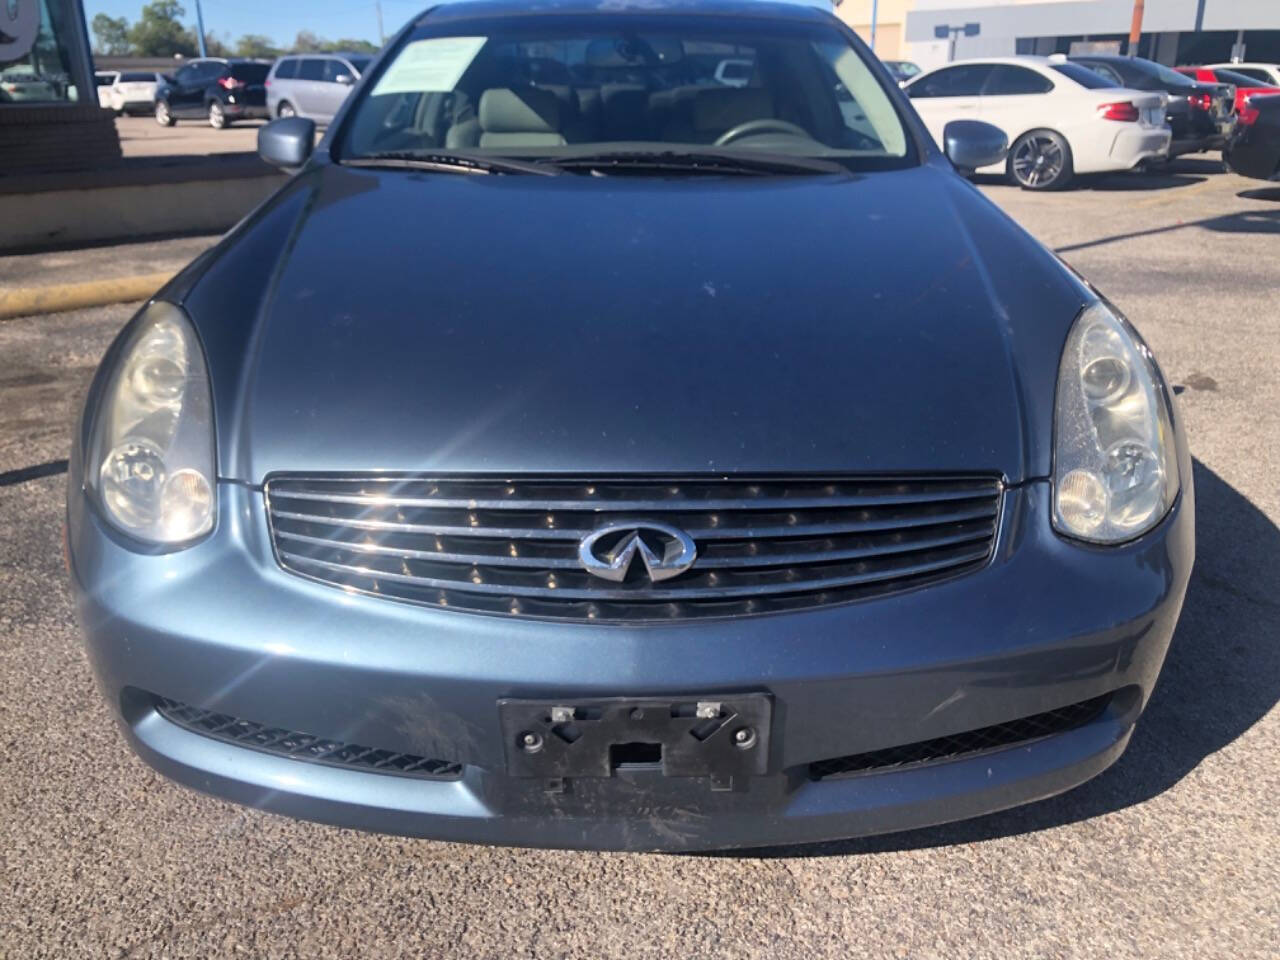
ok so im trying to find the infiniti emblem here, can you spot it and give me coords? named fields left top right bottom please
left=578, top=522, right=698, bottom=583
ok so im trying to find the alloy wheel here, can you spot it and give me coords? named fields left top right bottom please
left=1012, top=134, right=1065, bottom=189
left=209, top=102, right=224, bottom=129
left=154, top=101, right=170, bottom=126
left=279, top=102, right=295, bottom=118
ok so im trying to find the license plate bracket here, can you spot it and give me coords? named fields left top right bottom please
left=499, top=694, right=772, bottom=785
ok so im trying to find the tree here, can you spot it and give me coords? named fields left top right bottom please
left=293, top=30, right=324, bottom=53
left=235, top=33, right=278, bottom=58
left=327, top=38, right=379, bottom=55
left=202, top=31, right=232, bottom=58
left=91, top=13, right=131, bottom=56
left=128, top=0, right=197, bottom=58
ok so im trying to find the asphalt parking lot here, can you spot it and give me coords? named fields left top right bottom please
left=115, top=114, right=270, bottom=158
left=2, top=158, right=1278, bottom=957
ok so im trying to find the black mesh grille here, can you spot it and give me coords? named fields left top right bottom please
left=155, top=698, right=463, bottom=780
left=265, top=475, right=1002, bottom=621
left=808, top=695, right=1112, bottom=780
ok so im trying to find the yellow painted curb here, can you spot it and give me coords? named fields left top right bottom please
left=0, top=271, right=175, bottom=321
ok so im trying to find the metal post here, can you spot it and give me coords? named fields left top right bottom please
left=870, top=0, right=879, bottom=52
left=1231, top=29, right=1246, bottom=63
left=194, top=0, right=207, bottom=57
left=1127, top=0, right=1144, bottom=57
left=376, top=0, right=385, bottom=45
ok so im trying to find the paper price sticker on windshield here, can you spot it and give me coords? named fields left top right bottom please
left=372, top=36, right=487, bottom=96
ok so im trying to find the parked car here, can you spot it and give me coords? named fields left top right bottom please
left=905, top=56, right=1169, bottom=189
left=0, top=65, right=57, bottom=101
left=1176, top=65, right=1278, bottom=125
left=1204, top=62, right=1280, bottom=87
left=155, top=58, right=270, bottom=128
left=95, top=70, right=119, bottom=108
left=1066, top=53, right=1232, bottom=156
left=1224, top=92, right=1280, bottom=180
left=882, top=59, right=921, bottom=85
left=106, top=71, right=165, bottom=115
left=70, top=0, right=1192, bottom=853
left=266, top=53, right=372, bottom=124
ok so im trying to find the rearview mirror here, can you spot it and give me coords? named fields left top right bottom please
left=258, top=116, right=316, bottom=169
left=942, top=119, right=1008, bottom=173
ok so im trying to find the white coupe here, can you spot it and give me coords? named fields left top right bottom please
left=905, top=56, right=1170, bottom=190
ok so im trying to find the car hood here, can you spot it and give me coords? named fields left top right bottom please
left=183, top=160, right=1087, bottom=485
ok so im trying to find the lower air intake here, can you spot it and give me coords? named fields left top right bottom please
left=154, top=697, right=463, bottom=780
left=808, top=694, right=1112, bottom=780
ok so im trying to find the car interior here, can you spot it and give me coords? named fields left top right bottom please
left=343, top=28, right=901, bottom=157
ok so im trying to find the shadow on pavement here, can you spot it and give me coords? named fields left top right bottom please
left=973, top=171, right=1206, bottom=193
left=1056, top=208, right=1280, bottom=253
left=1239, top=186, right=1280, bottom=202
left=1161, top=156, right=1227, bottom=176
left=748, top=460, right=1280, bottom=859
left=1081, top=171, right=1207, bottom=191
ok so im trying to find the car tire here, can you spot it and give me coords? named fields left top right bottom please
left=209, top=101, right=228, bottom=129
left=277, top=101, right=296, bottom=119
left=1008, top=129, right=1074, bottom=191
left=154, top=100, right=175, bottom=126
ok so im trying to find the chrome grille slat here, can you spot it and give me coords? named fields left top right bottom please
left=694, top=525, right=994, bottom=568
left=277, top=544, right=993, bottom=600
left=274, top=529, right=587, bottom=568
left=266, top=476, right=1002, bottom=621
left=269, top=487, right=995, bottom=511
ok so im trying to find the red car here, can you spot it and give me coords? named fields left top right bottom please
left=1177, top=65, right=1279, bottom=124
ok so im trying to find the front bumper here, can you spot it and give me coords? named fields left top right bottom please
left=69, top=476, right=1193, bottom=851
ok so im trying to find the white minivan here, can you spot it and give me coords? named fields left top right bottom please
left=266, top=53, right=372, bottom=124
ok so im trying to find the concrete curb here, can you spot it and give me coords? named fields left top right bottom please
left=0, top=272, right=173, bottom=321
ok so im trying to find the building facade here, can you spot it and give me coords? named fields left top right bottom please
left=1, top=0, right=120, bottom=173
left=903, top=0, right=1280, bottom=72
left=836, top=1, right=918, bottom=60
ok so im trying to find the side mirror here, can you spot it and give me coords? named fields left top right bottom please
left=335, top=73, right=353, bottom=86
left=942, top=119, right=1008, bottom=173
left=258, top=116, right=316, bottom=169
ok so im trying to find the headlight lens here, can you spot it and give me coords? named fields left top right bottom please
left=1053, top=301, right=1178, bottom=543
left=87, top=301, right=216, bottom=545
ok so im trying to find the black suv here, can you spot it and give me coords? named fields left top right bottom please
left=1068, top=54, right=1234, bottom=157
left=154, top=59, right=271, bottom=128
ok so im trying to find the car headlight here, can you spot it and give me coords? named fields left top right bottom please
left=86, top=301, right=216, bottom=545
left=1053, top=301, right=1179, bottom=543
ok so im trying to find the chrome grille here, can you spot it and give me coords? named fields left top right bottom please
left=266, top=476, right=1002, bottom=621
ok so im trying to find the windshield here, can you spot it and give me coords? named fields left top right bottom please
left=337, top=13, right=914, bottom=172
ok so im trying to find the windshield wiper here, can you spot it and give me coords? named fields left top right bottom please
left=537, top=149, right=852, bottom=177
left=342, top=151, right=561, bottom=176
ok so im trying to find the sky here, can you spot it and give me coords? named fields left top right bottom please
left=82, top=0, right=431, bottom=50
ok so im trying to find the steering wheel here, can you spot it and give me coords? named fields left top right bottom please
left=714, top=118, right=812, bottom=147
